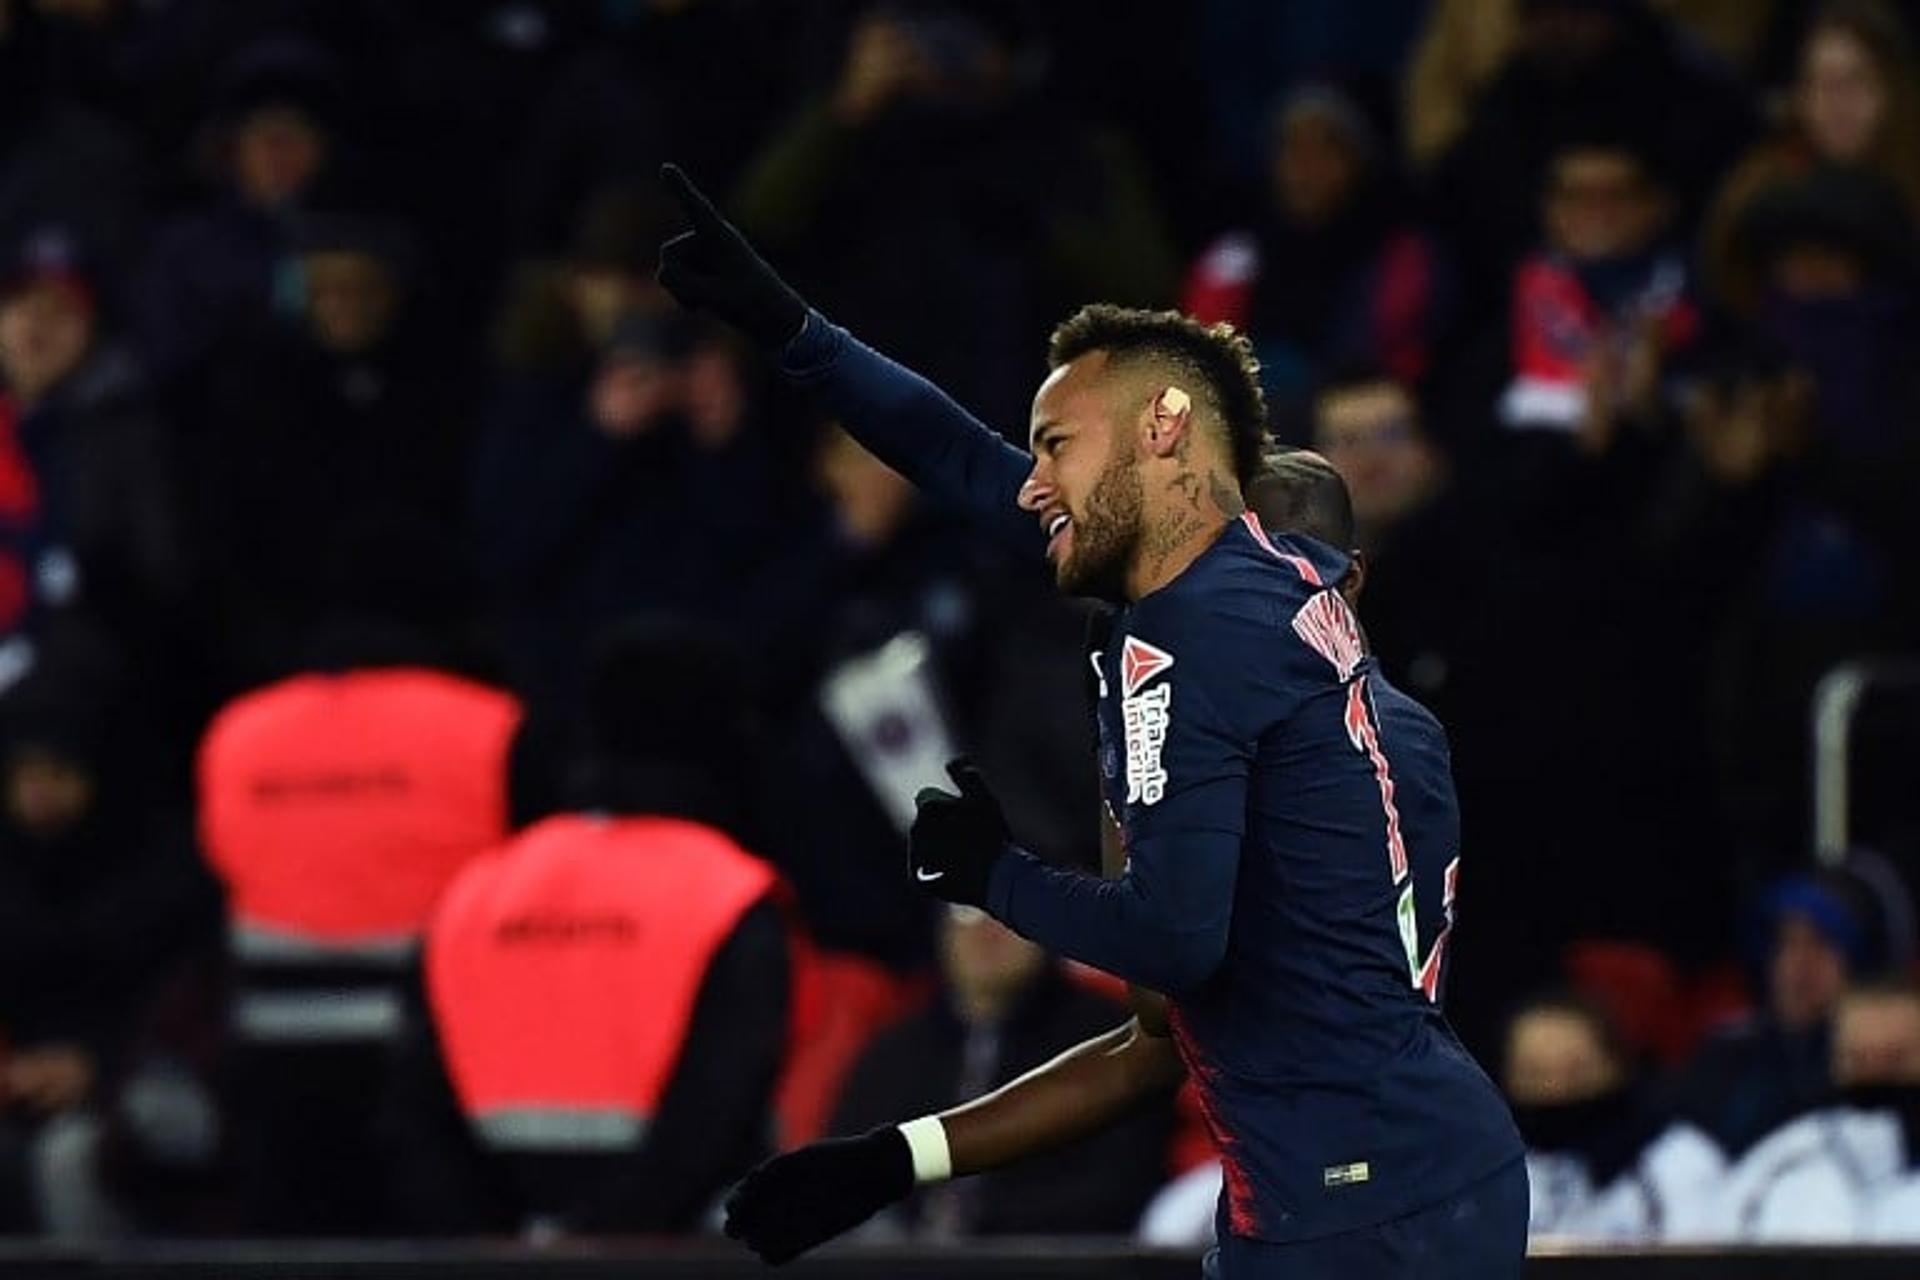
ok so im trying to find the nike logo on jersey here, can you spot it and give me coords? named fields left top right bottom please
left=915, top=867, right=945, bottom=882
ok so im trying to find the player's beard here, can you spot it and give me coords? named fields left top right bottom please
left=1056, top=439, right=1143, bottom=603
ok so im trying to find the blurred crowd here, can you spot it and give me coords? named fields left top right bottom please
left=0, top=0, right=1916, bottom=1247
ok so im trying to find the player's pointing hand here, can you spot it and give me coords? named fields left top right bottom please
left=656, top=162, right=810, bottom=349
left=909, top=759, right=1012, bottom=908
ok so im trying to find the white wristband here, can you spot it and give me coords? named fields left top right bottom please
left=896, top=1115, right=953, bottom=1184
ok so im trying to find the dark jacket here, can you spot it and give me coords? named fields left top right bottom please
left=186, top=320, right=470, bottom=690
left=754, top=511, right=1094, bottom=973
left=468, top=374, right=786, bottom=713
left=3, top=345, right=187, bottom=645
left=1670, top=1017, right=1833, bottom=1159
left=0, top=629, right=219, bottom=1067
left=382, top=764, right=790, bottom=1236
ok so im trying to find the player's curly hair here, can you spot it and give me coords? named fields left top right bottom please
left=1047, top=304, right=1271, bottom=486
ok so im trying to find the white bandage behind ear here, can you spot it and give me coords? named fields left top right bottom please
left=897, top=1115, right=953, bottom=1184
left=1159, top=386, right=1191, bottom=417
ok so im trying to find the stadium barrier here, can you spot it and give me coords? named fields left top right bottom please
left=6, top=1240, right=1920, bottom=1279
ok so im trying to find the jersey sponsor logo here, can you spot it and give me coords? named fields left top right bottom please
left=1291, top=590, right=1365, bottom=682
left=1123, top=683, right=1171, bottom=806
left=1119, top=637, right=1174, bottom=698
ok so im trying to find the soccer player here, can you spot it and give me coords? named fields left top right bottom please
left=658, top=167, right=1525, bottom=1277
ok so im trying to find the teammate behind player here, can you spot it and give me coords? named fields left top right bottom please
left=659, top=166, right=1524, bottom=1278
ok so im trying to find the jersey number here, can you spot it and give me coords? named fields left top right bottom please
left=1342, top=676, right=1458, bottom=1002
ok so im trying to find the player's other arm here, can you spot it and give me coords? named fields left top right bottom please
left=942, top=1014, right=1184, bottom=1172
left=656, top=164, right=1036, bottom=551
left=1102, top=801, right=1174, bottom=1035
left=723, top=1016, right=1183, bottom=1264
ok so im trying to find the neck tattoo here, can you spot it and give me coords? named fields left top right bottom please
left=1208, top=469, right=1246, bottom=518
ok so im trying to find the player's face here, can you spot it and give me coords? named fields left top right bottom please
left=1022, top=356, right=1143, bottom=601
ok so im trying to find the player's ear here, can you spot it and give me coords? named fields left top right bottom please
left=1342, top=549, right=1368, bottom=606
left=1143, top=385, right=1191, bottom=461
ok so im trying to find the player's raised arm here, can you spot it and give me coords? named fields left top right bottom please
left=656, top=163, right=1037, bottom=551
left=723, top=1016, right=1183, bottom=1265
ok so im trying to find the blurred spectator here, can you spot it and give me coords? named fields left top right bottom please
left=1011, top=4, right=1212, bottom=250
left=0, top=3, right=146, bottom=290
left=0, top=227, right=187, bottom=668
left=752, top=427, right=982, bottom=971
left=1704, top=0, right=1920, bottom=315
left=509, top=0, right=797, bottom=256
left=1430, top=0, right=1755, bottom=324
left=132, top=35, right=348, bottom=387
left=732, top=0, right=1178, bottom=428
left=1197, top=0, right=1427, bottom=191
left=1308, top=377, right=1459, bottom=702
left=1667, top=166, right=1920, bottom=860
left=1313, top=378, right=1446, bottom=555
left=1402, top=0, right=1521, bottom=173
left=1650, top=0, right=1790, bottom=75
left=196, top=520, right=522, bottom=1235
left=1734, top=166, right=1920, bottom=460
left=1671, top=865, right=1909, bottom=1157
left=753, top=428, right=1089, bottom=973
left=471, top=306, right=787, bottom=712
left=1183, top=84, right=1446, bottom=416
left=0, top=622, right=218, bottom=1236
left=15, top=0, right=148, bottom=126
left=184, top=211, right=467, bottom=691
left=1308, top=355, right=1719, bottom=1052
left=386, top=618, right=792, bottom=1237
left=830, top=905, right=1172, bottom=1239
left=1705, top=981, right=1920, bottom=1239
left=486, top=181, right=683, bottom=395
left=1836, top=982, right=1920, bottom=1239
left=1504, top=993, right=1723, bottom=1240
left=1498, top=136, right=1702, bottom=446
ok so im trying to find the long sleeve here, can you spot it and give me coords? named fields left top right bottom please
left=568, top=897, right=791, bottom=1233
left=987, top=605, right=1253, bottom=993
left=780, top=313, right=1040, bottom=554
left=986, top=829, right=1239, bottom=997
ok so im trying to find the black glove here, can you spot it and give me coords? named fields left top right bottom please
left=656, top=163, right=810, bottom=350
left=724, top=1126, right=914, bottom=1265
left=909, top=759, right=1011, bottom=908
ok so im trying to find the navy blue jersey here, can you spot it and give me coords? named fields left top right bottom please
left=783, top=315, right=1522, bottom=1243
left=1052, top=518, right=1519, bottom=1241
